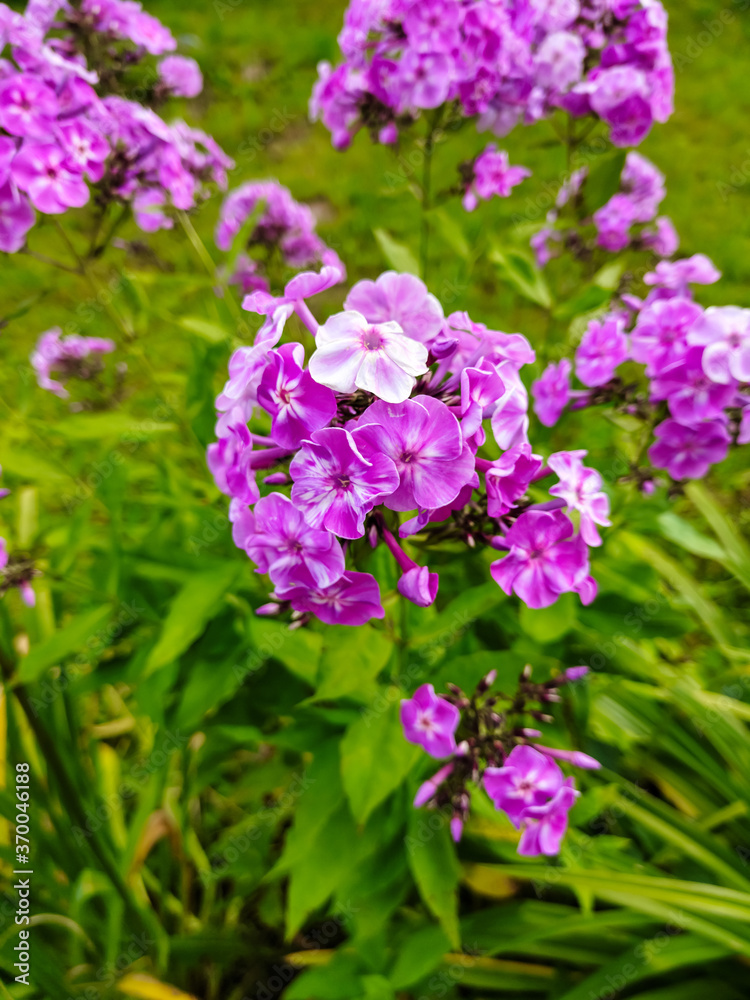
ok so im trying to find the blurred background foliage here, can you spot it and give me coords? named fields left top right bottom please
left=2, top=1, right=750, bottom=999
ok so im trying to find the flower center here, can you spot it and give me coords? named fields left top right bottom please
left=278, top=387, right=292, bottom=405
left=336, top=475, right=351, bottom=489
left=361, top=327, right=384, bottom=351
left=416, top=712, right=435, bottom=732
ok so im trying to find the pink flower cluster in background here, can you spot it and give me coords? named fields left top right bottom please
left=0, top=0, right=232, bottom=252
left=532, top=152, right=679, bottom=268
left=310, top=0, right=673, bottom=151
left=31, top=327, right=115, bottom=398
left=532, top=254, right=750, bottom=483
left=208, top=245, right=611, bottom=625
left=401, top=667, right=600, bottom=855
left=215, top=181, right=345, bottom=295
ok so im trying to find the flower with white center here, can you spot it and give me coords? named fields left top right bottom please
left=308, top=309, right=429, bottom=403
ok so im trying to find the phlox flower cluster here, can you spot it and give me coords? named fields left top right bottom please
left=215, top=180, right=345, bottom=295
left=31, top=326, right=115, bottom=398
left=208, top=251, right=612, bottom=625
left=0, top=467, right=37, bottom=607
left=400, top=665, right=599, bottom=853
left=0, top=0, right=232, bottom=252
left=531, top=152, right=678, bottom=267
left=310, top=0, right=672, bottom=151
left=532, top=254, right=750, bottom=483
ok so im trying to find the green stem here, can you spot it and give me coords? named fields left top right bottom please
left=21, top=248, right=82, bottom=275
left=91, top=202, right=131, bottom=258
left=420, top=120, right=437, bottom=282
left=178, top=210, right=248, bottom=334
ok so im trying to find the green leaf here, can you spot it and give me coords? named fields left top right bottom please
left=247, top=617, right=322, bottom=685
left=553, top=284, right=611, bottom=321
left=47, top=412, right=178, bottom=440
left=390, top=925, right=451, bottom=990
left=144, top=564, right=239, bottom=675
left=582, top=150, right=628, bottom=214
left=489, top=247, right=552, bottom=309
left=177, top=315, right=231, bottom=344
left=17, top=604, right=113, bottom=683
left=430, top=207, right=471, bottom=260
left=373, top=228, right=420, bottom=276
left=285, top=953, right=363, bottom=1000
left=407, top=809, right=461, bottom=947
left=340, top=701, right=420, bottom=824
left=270, top=740, right=347, bottom=878
left=285, top=800, right=359, bottom=938
left=311, top=626, right=391, bottom=702
left=519, top=592, right=577, bottom=643
left=658, top=512, right=727, bottom=562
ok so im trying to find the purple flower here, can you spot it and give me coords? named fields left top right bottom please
left=575, top=314, right=629, bottom=387
left=12, top=143, right=89, bottom=214
left=290, top=426, right=399, bottom=539
left=0, top=182, right=34, bottom=253
left=535, top=30, right=586, bottom=91
left=278, top=570, right=384, bottom=626
left=0, top=538, right=36, bottom=608
left=414, top=762, right=455, bottom=808
left=309, top=310, right=428, bottom=403
left=620, top=152, right=665, bottom=222
left=59, top=120, right=110, bottom=182
left=214, top=305, right=293, bottom=435
left=739, top=406, right=750, bottom=446
left=206, top=420, right=260, bottom=506
left=532, top=359, right=571, bottom=427
left=687, top=306, right=750, bottom=385
left=642, top=216, right=679, bottom=257
left=488, top=362, right=531, bottom=450
left=398, top=565, right=439, bottom=608
left=382, top=527, right=439, bottom=608
left=533, top=745, right=601, bottom=770
left=483, top=445, right=544, bottom=518
left=401, top=683, right=460, bottom=759
left=344, top=271, right=444, bottom=347
left=0, top=74, right=58, bottom=138
left=644, top=254, right=721, bottom=292
left=231, top=492, right=344, bottom=590
left=517, top=780, right=578, bottom=856
left=403, top=1, right=461, bottom=53
left=132, top=188, right=172, bottom=232
left=215, top=179, right=328, bottom=267
left=158, top=55, right=203, bottom=98
left=397, top=51, right=454, bottom=112
left=355, top=395, right=476, bottom=512
left=651, top=347, right=736, bottom=425
left=460, top=362, right=507, bottom=442
left=490, top=509, right=593, bottom=609
left=484, top=745, right=564, bottom=827
left=588, top=66, right=653, bottom=146
left=463, top=144, right=531, bottom=212
left=30, top=327, right=115, bottom=398
left=531, top=227, right=562, bottom=268
left=649, top=418, right=731, bottom=480
left=593, top=194, right=637, bottom=252
left=631, top=297, right=703, bottom=376
left=257, top=343, right=337, bottom=449
left=548, top=450, right=611, bottom=547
